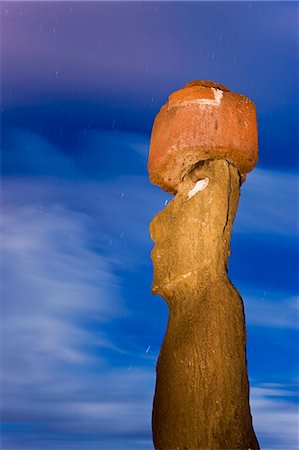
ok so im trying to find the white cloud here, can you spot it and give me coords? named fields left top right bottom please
left=1, top=129, right=298, bottom=449
left=5, top=128, right=298, bottom=241
left=1, top=188, right=155, bottom=449
left=251, top=383, right=299, bottom=450
left=235, top=167, right=299, bottom=237
left=2, top=174, right=169, bottom=268
left=242, top=287, right=299, bottom=329
left=1, top=203, right=125, bottom=388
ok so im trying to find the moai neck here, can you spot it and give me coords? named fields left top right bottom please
left=150, top=159, right=259, bottom=450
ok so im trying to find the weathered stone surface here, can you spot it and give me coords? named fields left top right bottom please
left=184, top=80, right=230, bottom=91
left=150, top=159, right=259, bottom=450
left=148, top=80, right=258, bottom=193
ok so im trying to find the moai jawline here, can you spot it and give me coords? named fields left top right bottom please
left=148, top=81, right=260, bottom=450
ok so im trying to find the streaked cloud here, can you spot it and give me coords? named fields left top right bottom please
left=1, top=202, right=125, bottom=381
left=3, top=127, right=298, bottom=240
left=1, top=1, right=298, bottom=447
left=1, top=200, right=154, bottom=449
left=251, top=384, right=299, bottom=450
left=235, top=167, right=299, bottom=238
left=241, top=287, right=299, bottom=329
left=2, top=127, right=298, bottom=448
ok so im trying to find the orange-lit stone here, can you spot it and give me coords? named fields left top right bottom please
left=148, top=80, right=258, bottom=193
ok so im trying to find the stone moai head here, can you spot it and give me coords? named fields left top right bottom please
left=148, top=81, right=258, bottom=298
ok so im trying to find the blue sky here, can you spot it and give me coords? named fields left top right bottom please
left=1, top=2, right=298, bottom=449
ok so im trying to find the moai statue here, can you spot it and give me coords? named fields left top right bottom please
left=148, top=81, right=260, bottom=450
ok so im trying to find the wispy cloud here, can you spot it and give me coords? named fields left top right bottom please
left=1, top=201, right=155, bottom=449
left=1, top=202, right=124, bottom=379
left=251, top=383, right=299, bottom=450
left=241, top=287, right=299, bottom=329
left=4, top=127, right=298, bottom=241
left=235, top=167, right=299, bottom=238
left=1, top=128, right=162, bottom=449
left=1, top=1, right=298, bottom=446
left=2, top=128, right=298, bottom=449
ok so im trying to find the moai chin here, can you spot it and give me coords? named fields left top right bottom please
left=148, top=80, right=260, bottom=450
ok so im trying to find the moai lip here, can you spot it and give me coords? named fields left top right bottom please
left=148, top=81, right=260, bottom=450
left=148, top=80, right=258, bottom=193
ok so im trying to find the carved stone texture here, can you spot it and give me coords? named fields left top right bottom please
left=148, top=80, right=258, bottom=194
left=150, top=159, right=260, bottom=450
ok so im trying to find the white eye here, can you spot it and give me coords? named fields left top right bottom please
left=187, top=177, right=209, bottom=199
